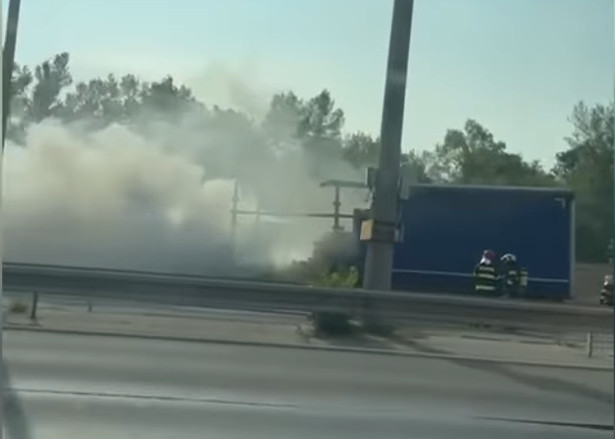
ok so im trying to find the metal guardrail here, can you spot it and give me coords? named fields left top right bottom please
left=2, top=262, right=613, bottom=333
left=553, top=332, right=614, bottom=359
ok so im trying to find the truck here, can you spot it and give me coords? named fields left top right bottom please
left=352, top=184, right=575, bottom=301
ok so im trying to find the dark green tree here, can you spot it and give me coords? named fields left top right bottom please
left=262, top=89, right=346, bottom=179
left=342, top=132, right=432, bottom=184
left=6, top=63, right=33, bottom=142
left=427, top=119, right=553, bottom=186
left=28, top=52, right=72, bottom=123
left=553, top=101, right=614, bottom=262
left=139, top=75, right=196, bottom=119
left=342, top=131, right=380, bottom=169
left=63, top=74, right=126, bottom=126
left=400, top=150, right=432, bottom=184
left=261, top=91, right=304, bottom=149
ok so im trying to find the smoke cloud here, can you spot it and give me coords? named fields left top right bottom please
left=3, top=103, right=368, bottom=276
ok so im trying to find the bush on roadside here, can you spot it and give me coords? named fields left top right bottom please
left=308, top=266, right=360, bottom=336
left=9, top=300, right=28, bottom=314
left=309, top=310, right=354, bottom=336
left=312, top=266, right=359, bottom=288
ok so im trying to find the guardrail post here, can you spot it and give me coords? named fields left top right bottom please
left=29, top=291, right=38, bottom=321
left=586, top=332, right=593, bottom=358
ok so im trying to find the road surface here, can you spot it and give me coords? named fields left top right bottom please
left=3, top=331, right=613, bottom=439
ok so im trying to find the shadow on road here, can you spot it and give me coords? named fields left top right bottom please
left=390, top=333, right=614, bottom=405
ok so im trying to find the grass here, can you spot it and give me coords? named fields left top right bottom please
left=8, top=300, right=28, bottom=314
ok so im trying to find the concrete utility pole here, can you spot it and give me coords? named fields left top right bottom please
left=1, top=2, right=23, bottom=438
left=363, top=0, right=414, bottom=292
left=2, top=0, right=22, bottom=149
left=230, top=178, right=239, bottom=262
left=612, top=1, right=615, bottom=316
left=332, top=185, right=342, bottom=232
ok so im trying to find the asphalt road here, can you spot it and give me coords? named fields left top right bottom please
left=3, top=331, right=613, bottom=439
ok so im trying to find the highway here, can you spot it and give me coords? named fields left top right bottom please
left=3, top=330, right=613, bottom=439
left=6, top=262, right=612, bottom=335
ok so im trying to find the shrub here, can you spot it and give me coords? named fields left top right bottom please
left=307, top=266, right=359, bottom=336
left=313, top=266, right=359, bottom=288
left=309, top=310, right=354, bottom=336
left=9, top=300, right=28, bottom=314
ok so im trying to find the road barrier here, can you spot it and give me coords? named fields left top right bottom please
left=3, top=262, right=613, bottom=333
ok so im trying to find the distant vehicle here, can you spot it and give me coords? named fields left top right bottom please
left=352, top=184, right=574, bottom=302
left=599, top=274, right=613, bottom=306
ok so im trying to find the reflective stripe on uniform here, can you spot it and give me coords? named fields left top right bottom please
left=475, top=264, right=497, bottom=293
left=476, top=284, right=496, bottom=291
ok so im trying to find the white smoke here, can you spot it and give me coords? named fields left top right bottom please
left=2, top=111, right=368, bottom=276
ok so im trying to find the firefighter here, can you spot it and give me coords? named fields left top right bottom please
left=474, top=249, right=498, bottom=296
left=519, top=267, right=528, bottom=297
left=599, top=275, right=613, bottom=306
left=500, top=253, right=520, bottom=297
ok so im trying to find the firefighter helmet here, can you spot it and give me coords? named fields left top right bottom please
left=483, top=249, right=496, bottom=261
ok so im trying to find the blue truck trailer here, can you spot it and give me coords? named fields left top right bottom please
left=353, top=184, right=575, bottom=301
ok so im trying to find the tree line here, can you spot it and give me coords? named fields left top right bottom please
left=7, top=52, right=614, bottom=263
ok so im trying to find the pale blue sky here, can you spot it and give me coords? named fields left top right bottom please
left=3, top=0, right=613, bottom=166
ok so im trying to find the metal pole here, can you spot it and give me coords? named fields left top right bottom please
left=29, top=292, right=38, bottom=321
left=585, top=332, right=594, bottom=358
left=231, top=179, right=239, bottom=234
left=612, top=0, right=615, bottom=363
left=0, top=7, right=4, bottom=434
left=363, top=0, right=414, bottom=294
left=2, top=0, right=22, bottom=149
left=230, top=178, right=239, bottom=261
left=333, top=185, right=341, bottom=232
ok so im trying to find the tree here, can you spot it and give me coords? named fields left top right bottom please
left=28, top=52, right=72, bottom=123
left=400, top=150, right=432, bottom=184
left=427, top=119, right=553, bottom=186
left=342, top=131, right=380, bottom=169
left=139, top=75, right=196, bottom=119
left=297, top=90, right=344, bottom=141
left=553, top=101, right=614, bottom=262
left=6, top=63, right=33, bottom=142
left=118, top=74, right=145, bottom=120
left=6, top=54, right=73, bottom=142
left=262, top=91, right=304, bottom=150
left=262, top=89, right=346, bottom=179
left=299, top=90, right=345, bottom=175
left=198, top=106, right=270, bottom=182
left=60, top=70, right=200, bottom=130
left=10, top=51, right=615, bottom=268
left=63, top=74, right=126, bottom=127
left=343, top=132, right=432, bottom=184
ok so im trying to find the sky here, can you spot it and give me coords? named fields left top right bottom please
left=2, top=0, right=613, bottom=167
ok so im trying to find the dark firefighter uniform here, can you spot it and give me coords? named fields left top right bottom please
left=500, top=253, right=520, bottom=297
left=519, top=267, right=528, bottom=296
left=474, top=250, right=498, bottom=296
